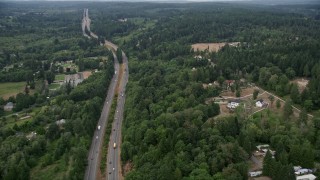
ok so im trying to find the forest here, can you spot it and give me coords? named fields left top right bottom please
left=0, top=2, right=115, bottom=179
left=104, top=2, right=320, bottom=180
left=0, top=1, right=320, bottom=180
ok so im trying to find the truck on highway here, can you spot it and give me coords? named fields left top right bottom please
left=97, top=125, right=101, bottom=130
left=113, top=143, right=117, bottom=148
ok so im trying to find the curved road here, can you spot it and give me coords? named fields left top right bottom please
left=82, top=8, right=128, bottom=180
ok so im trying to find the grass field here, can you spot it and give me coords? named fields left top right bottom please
left=48, top=83, right=61, bottom=90
left=0, top=82, right=26, bottom=99
left=55, top=74, right=65, bottom=81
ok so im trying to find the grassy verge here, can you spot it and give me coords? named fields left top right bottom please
left=100, top=95, right=117, bottom=176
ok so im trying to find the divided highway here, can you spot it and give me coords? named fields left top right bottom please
left=106, top=51, right=128, bottom=180
left=82, top=8, right=128, bottom=180
left=84, top=53, right=119, bottom=180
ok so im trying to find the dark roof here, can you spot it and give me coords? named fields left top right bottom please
left=229, top=99, right=240, bottom=103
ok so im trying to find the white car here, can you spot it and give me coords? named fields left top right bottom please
left=96, top=136, right=98, bottom=139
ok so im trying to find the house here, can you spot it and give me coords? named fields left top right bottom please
left=4, top=102, right=13, bottom=111
left=248, top=171, right=262, bottom=177
left=256, top=100, right=263, bottom=107
left=295, top=169, right=313, bottom=175
left=256, top=144, right=269, bottom=151
left=294, top=166, right=302, bottom=172
left=256, top=99, right=267, bottom=108
left=296, top=174, right=316, bottom=180
left=227, top=99, right=240, bottom=109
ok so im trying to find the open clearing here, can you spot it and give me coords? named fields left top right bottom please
left=191, top=42, right=240, bottom=52
left=55, top=74, right=65, bottom=81
left=0, top=82, right=26, bottom=99
left=220, top=87, right=258, bottom=98
left=291, top=78, right=309, bottom=92
left=82, top=71, right=92, bottom=79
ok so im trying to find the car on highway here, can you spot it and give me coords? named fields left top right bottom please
left=96, top=136, right=98, bottom=139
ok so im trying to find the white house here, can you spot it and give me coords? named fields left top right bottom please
left=227, top=101, right=239, bottom=109
left=296, top=174, right=316, bottom=180
left=256, top=99, right=266, bottom=108
left=4, top=102, right=13, bottom=111
left=294, top=166, right=302, bottom=172
left=249, top=171, right=262, bottom=177
left=295, top=169, right=313, bottom=175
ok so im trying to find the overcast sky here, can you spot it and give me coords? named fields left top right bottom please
left=1, top=0, right=319, bottom=4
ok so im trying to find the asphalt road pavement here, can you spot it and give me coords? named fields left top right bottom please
left=82, top=8, right=128, bottom=180
left=106, top=51, right=129, bottom=180
left=84, top=50, right=120, bottom=180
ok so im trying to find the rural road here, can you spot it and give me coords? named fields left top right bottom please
left=82, top=8, right=128, bottom=180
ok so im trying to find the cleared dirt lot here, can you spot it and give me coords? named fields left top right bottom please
left=191, top=42, right=240, bottom=52
left=291, top=78, right=309, bottom=92
left=220, top=87, right=259, bottom=98
left=82, top=71, right=92, bottom=79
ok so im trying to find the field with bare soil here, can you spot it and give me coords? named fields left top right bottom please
left=191, top=42, right=240, bottom=52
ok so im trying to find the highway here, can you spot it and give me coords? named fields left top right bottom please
left=82, top=8, right=128, bottom=180
left=106, top=51, right=128, bottom=180
left=84, top=53, right=119, bottom=180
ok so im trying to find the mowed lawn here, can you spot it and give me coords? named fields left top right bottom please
left=0, top=82, right=26, bottom=99
left=55, top=74, right=65, bottom=81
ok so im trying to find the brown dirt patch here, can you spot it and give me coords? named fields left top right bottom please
left=291, top=78, right=309, bottom=92
left=82, top=71, right=92, bottom=79
left=191, top=42, right=240, bottom=52
left=220, top=87, right=259, bottom=98
left=123, top=161, right=133, bottom=176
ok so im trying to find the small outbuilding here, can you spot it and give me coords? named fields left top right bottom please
left=256, top=99, right=267, bottom=108
left=4, top=102, right=14, bottom=111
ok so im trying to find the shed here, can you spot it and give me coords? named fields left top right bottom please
left=4, top=102, right=13, bottom=111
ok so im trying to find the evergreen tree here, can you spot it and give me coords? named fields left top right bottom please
left=299, top=108, right=308, bottom=124
left=283, top=100, right=293, bottom=118
left=263, top=150, right=274, bottom=176
left=290, top=84, right=300, bottom=104
left=253, top=89, right=259, bottom=100
left=276, top=99, right=281, bottom=109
